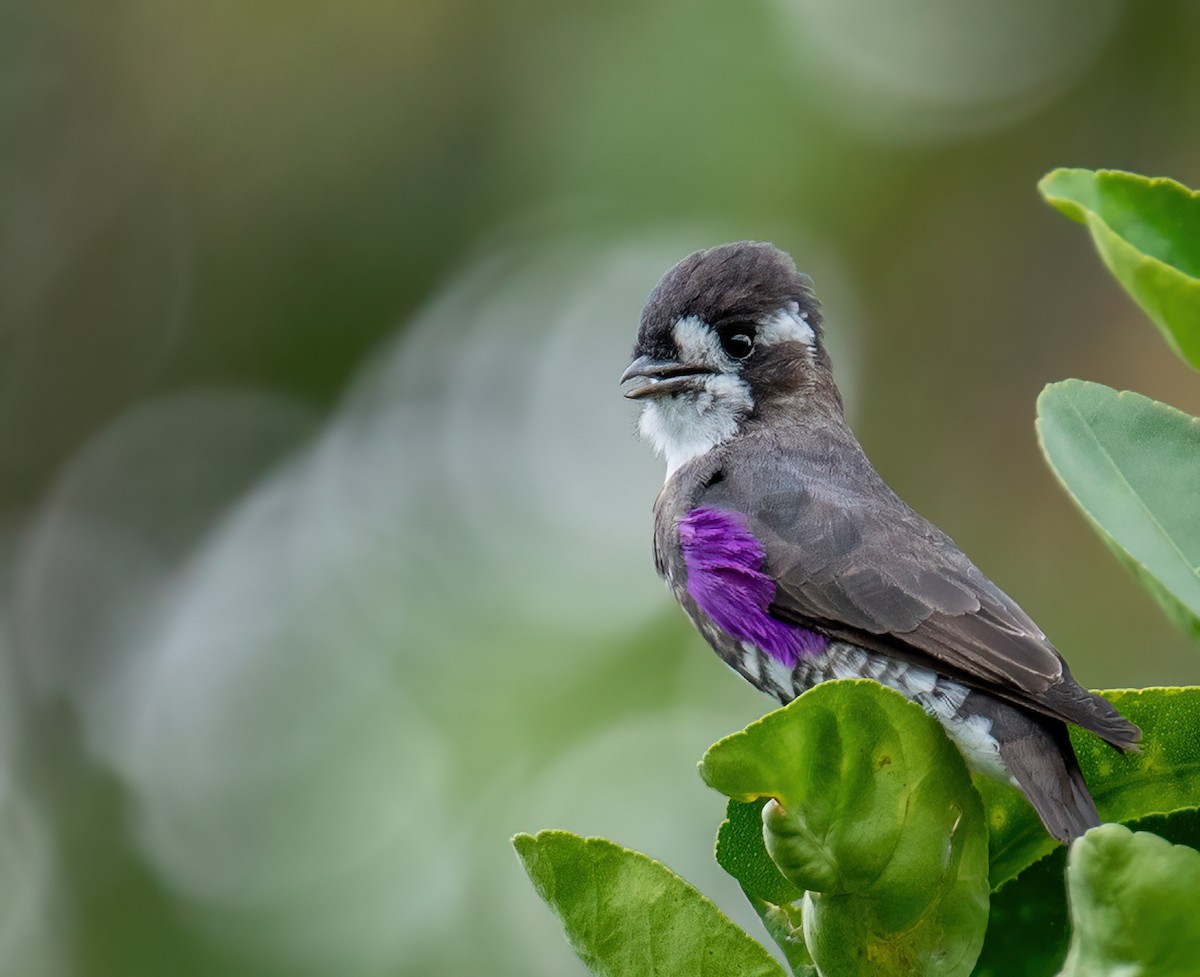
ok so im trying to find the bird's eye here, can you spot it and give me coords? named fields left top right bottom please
left=718, top=325, right=755, bottom=359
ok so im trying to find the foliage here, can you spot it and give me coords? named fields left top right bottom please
left=1040, top=169, right=1200, bottom=369
left=977, top=686, right=1200, bottom=886
left=512, top=832, right=786, bottom=977
left=1037, top=169, right=1200, bottom=644
left=1038, top=383, right=1200, bottom=640
left=516, top=168, right=1200, bottom=975
left=1059, top=823, right=1200, bottom=977
left=700, top=682, right=989, bottom=977
left=974, top=809, right=1200, bottom=977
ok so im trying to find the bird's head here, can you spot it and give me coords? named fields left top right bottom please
left=621, top=241, right=838, bottom=475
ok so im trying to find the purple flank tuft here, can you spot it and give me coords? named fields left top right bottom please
left=679, top=507, right=826, bottom=667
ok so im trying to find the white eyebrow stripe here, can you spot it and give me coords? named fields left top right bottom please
left=671, top=315, right=724, bottom=366
left=757, top=301, right=815, bottom=347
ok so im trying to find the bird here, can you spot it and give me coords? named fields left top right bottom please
left=620, top=241, right=1139, bottom=844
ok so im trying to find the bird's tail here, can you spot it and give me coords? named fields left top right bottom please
left=1000, top=718, right=1099, bottom=845
left=1047, top=671, right=1141, bottom=753
left=1082, top=690, right=1142, bottom=753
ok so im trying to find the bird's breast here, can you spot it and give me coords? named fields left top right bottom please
left=673, top=505, right=827, bottom=666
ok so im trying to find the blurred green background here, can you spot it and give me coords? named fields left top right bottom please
left=4, top=1, right=1200, bottom=974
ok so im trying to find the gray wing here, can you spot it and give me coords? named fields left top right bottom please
left=701, top=434, right=1138, bottom=748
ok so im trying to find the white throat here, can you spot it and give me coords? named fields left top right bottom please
left=633, top=309, right=810, bottom=480
left=637, top=373, right=752, bottom=479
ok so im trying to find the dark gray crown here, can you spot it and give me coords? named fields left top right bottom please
left=634, top=242, right=823, bottom=360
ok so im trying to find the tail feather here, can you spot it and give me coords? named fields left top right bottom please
left=1085, top=692, right=1142, bottom=752
left=999, top=715, right=1099, bottom=844
left=1046, top=673, right=1141, bottom=753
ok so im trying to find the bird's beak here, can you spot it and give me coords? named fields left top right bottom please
left=620, top=355, right=714, bottom=400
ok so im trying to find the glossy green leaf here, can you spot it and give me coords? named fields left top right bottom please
left=1040, top=168, right=1200, bottom=368
left=715, top=801, right=811, bottom=976
left=972, top=808, right=1200, bottom=977
left=701, top=680, right=990, bottom=977
left=744, top=894, right=817, bottom=977
left=1037, top=380, right=1200, bottom=641
left=1060, top=823, right=1200, bottom=977
left=971, top=847, right=1068, bottom=977
left=978, top=687, right=1200, bottom=886
left=716, top=799, right=803, bottom=907
left=512, top=831, right=785, bottom=977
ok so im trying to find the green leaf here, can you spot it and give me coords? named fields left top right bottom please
left=972, top=808, right=1200, bottom=977
left=701, top=680, right=990, bottom=977
left=1059, top=823, right=1200, bottom=977
left=744, top=894, right=817, bottom=977
left=978, top=687, right=1200, bottom=887
left=713, top=801, right=815, bottom=975
left=1039, top=168, right=1200, bottom=368
left=512, top=831, right=786, bottom=977
left=971, top=848, right=1068, bottom=977
left=1132, top=804, right=1200, bottom=852
left=1037, top=380, right=1200, bottom=641
left=716, top=799, right=804, bottom=907
left=715, top=802, right=811, bottom=975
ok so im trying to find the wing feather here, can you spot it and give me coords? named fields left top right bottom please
left=698, top=430, right=1137, bottom=745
